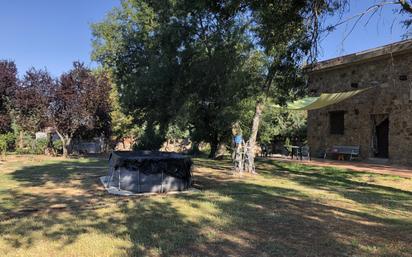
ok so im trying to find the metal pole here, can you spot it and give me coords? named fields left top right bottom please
left=107, top=167, right=114, bottom=188
left=161, top=171, right=164, bottom=193
left=118, top=168, right=121, bottom=191
left=137, top=170, right=140, bottom=193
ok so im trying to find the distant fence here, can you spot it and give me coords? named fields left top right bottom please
left=72, top=138, right=107, bottom=154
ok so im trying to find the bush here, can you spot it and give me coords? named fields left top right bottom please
left=14, top=138, right=63, bottom=156
left=134, top=124, right=166, bottom=151
left=14, top=138, right=62, bottom=155
left=33, top=138, right=48, bottom=155
left=15, top=147, right=32, bottom=155
left=0, top=138, right=7, bottom=155
left=0, top=132, right=16, bottom=155
left=52, top=140, right=63, bottom=154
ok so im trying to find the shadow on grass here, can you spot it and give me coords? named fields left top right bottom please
left=0, top=157, right=411, bottom=256
left=10, top=159, right=107, bottom=187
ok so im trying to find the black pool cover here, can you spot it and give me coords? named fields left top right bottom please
left=107, top=151, right=192, bottom=193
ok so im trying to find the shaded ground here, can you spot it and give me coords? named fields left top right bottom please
left=0, top=155, right=411, bottom=257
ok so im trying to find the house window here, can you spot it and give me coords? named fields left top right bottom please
left=330, top=111, right=345, bottom=135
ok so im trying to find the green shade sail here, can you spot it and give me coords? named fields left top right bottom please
left=274, top=88, right=371, bottom=110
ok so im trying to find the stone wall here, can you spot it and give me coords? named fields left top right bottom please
left=307, top=50, right=412, bottom=165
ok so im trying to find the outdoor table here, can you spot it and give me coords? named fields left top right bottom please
left=290, top=146, right=302, bottom=160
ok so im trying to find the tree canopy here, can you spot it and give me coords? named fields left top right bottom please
left=92, top=0, right=411, bottom=163
left=51, top=62, right=111, bottom=157
left=92, top=0, right=319, bottom=157
left=0, top=60, right=17, bottom=133
left=13, top=68, right=54, bottom=134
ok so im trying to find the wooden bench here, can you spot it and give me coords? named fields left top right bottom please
left=324, top=145, right=360, bottom=161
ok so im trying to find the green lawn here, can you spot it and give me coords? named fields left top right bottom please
left=0, top=155, right=411, bottom=257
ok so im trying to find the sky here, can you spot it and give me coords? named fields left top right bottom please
left=318, top=0, right=410, bottom=60
left=0, top=0, right=410, bottom=77
left=0, top=0, right=119, bottom=77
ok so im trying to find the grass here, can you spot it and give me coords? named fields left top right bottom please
left=0, top=155, right=411, bottom=257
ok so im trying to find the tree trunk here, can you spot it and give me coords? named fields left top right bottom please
left=209, top=141, right=219, bottom=159
left=46, top=132, right=53, bottom=148
left=19, top=131, right=24, bottom=149
left=62, top=141, right=68, bottom=158
left=399, top=0, right=412, bottom=13
left=121, top=138, right=126, bottom=150
left=246, top=100, right=265, bottom=173
left=191, top=142, right=200, bottom=156
left=44, top=132, right=55, bottom=156
left=61, top=137, right=72, bottom=158
left=56, top=130, right=71, bottom=158
left=245, top=69, right=274, bottom=173
left=215, top=143, right=226, bottom=159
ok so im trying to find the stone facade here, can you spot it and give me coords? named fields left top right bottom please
left=307, top=39, right=412, bottom=165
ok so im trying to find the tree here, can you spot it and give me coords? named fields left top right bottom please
left=92, top=0, right=411, bottom=167
left=0, top=60, right=17, bottom=133
left=236, top=0, right=412, bottom=172
left=307, top=0, right=412, bottom=54
left=13, top=68, right=54, bottom=148
left=214, top=0, right=410, bottom=171
left=74, top=70, right=113, bottom=146
left=0, top=132, right=15, bottom=159
left=92, top=0, right=186, bottom=149
left=259, top=106, right=307, bottom=146
left=92, top=1, right=308, bottom=162
left=109, top=75, right=142, bottom=149
left=92, top=0, right=256, bottom=157
left=217, top=1, right=318, bottom=171
left=51, top=62, right=111, bottom=157
left=180, top=9, right=256, bottom=158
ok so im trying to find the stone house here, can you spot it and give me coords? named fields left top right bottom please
left=307, top=39, right=412, bottom=165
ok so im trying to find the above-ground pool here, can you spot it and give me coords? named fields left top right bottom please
left=103, top=151, right=192, bottom=194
